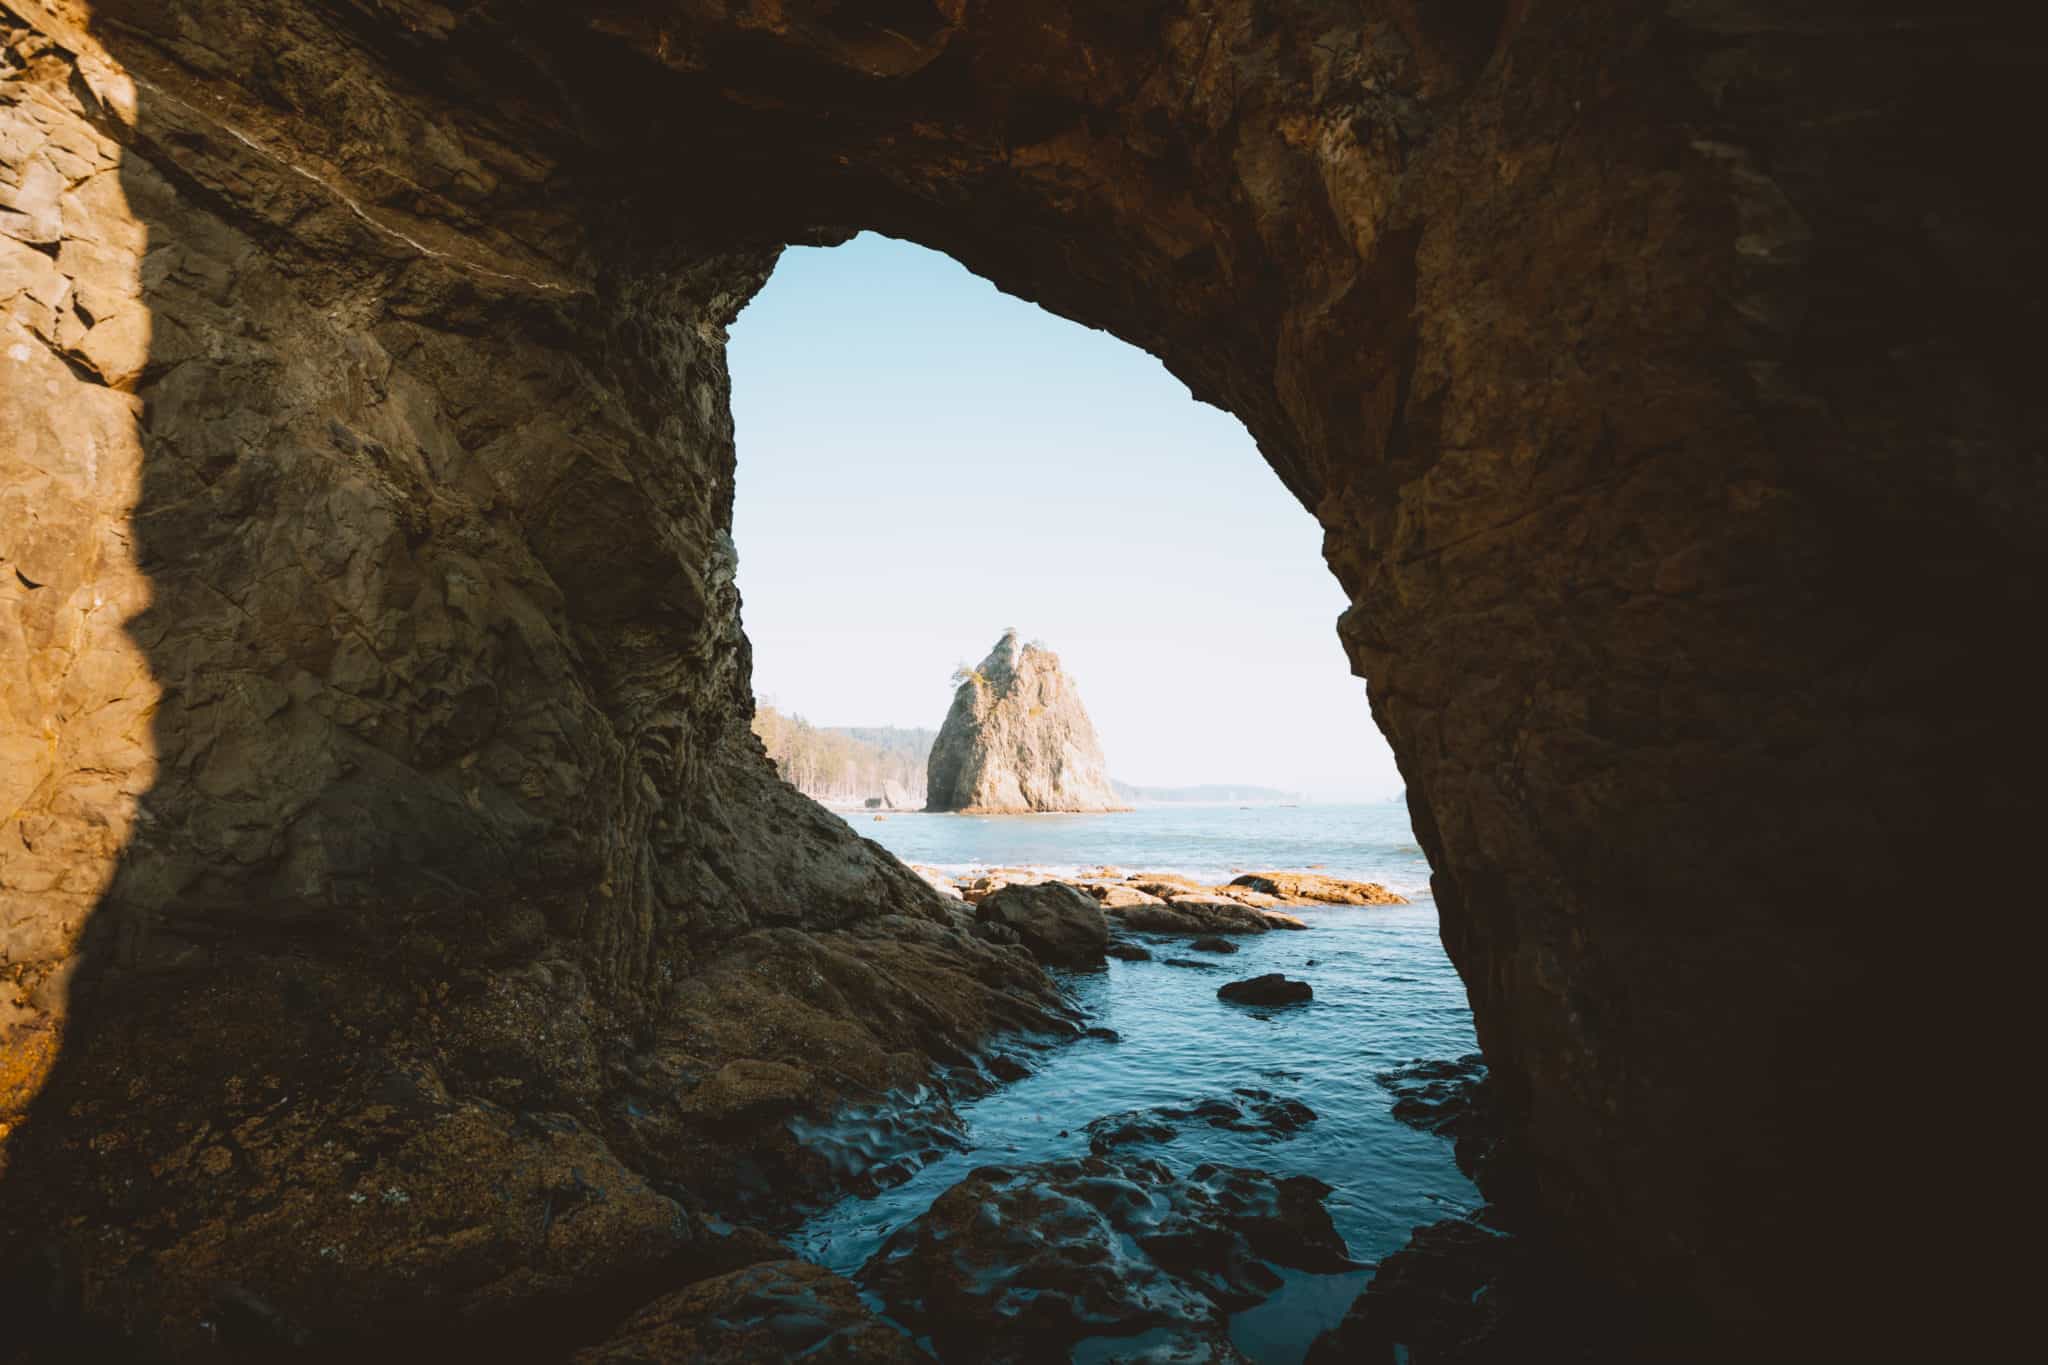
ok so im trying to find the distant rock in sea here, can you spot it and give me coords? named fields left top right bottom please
left=926, top=630, right=1127, bottom=814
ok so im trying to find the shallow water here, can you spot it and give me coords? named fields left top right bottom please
left=791, top=804, right=1479, bottom=1364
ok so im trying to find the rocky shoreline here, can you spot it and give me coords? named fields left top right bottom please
left=557, top=864, right=1465, bottom=1364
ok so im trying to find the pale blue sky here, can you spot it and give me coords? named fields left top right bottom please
left=729, top=233, right=1402, bottom=800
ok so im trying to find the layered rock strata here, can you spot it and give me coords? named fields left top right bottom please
left=0, top=1, right=2039, bottom=1359
left=924, top=631, right=1124, bottom=813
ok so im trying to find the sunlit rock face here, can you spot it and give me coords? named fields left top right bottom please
left=0, top=0, right=2038, bottom=1359
left=925, top=630, right=1123, bottom=813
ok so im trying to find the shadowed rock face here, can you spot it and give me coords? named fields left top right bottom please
left=924, top=630, right=1123, bottom=813
left=0, top=0, right=2040, bottom=1359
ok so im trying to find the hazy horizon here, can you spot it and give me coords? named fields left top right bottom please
left=729, top=233, right=1405, bottom=802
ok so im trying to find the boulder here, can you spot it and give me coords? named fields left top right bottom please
left=974, top=882, right=1109, bottom=967
left=1190, top=936, right=1238, bottom=954
left=1218, top=975, right=1314, bottom=1006
left=1091, top=883, right=1165, bottom=910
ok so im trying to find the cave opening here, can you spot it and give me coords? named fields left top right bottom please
left=719, top=231, right=1488, bottom=1361
left=727, top=230, right=1399, bottom=809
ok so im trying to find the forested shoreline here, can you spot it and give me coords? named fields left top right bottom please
left=752, top=706, right=934, bottom=805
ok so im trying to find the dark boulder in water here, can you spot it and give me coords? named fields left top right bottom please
left=1218, top=974, right=1313, bottom=1006
left=1106, top=942, right=1153, bottom=962
left=861, top=1155, right=1353, bottom=1363
left=1190, top=935, right=1239, bottom=954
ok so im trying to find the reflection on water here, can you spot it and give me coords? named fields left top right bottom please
left=792, top=804, right=1475, bottom=1364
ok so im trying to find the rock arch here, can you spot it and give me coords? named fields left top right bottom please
left=1, top=1, right=2038, bottom=1358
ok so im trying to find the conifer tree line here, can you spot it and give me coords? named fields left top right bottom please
left=751, top=705, right=935, bottom=804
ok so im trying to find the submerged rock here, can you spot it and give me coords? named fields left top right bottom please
left=1189, top=936, right=1239, bottom=954
left=1086, top=1089, right=1318, bottom=1154
left=925, top=631, right=1126, bottom=813
left=974, top=882, right=1109, bottom=967
left=1107, top=942, right=1154, bottom=962
left=1218, top=975, right=1314, bottom=1006
left=861, top=1155, right=1353, bottom=1363
left=575, top=1258, right=929, bottom=1364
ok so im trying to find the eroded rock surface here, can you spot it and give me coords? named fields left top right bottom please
left=925, top=631, right=1123, bottom=813
left=861, top=1155, right=1352, bottom=1363
left=573, top=1259, right=930, bottom=1365
left=0, top=0, right=2039, bottom=1358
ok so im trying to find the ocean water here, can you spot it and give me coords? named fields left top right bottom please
left=849, top=800, right=1437, bottom=897
left=792, top=803, right=1480, bottom=1364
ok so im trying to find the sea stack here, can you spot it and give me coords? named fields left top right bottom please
left=926, top=631, right=1126, bottom=813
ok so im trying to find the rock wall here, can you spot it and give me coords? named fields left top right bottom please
left=1, top=0, right=2040, bottom=1359
left=925, top=630, right=1123, bottom=813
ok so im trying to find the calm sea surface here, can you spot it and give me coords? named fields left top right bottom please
left=792, top=803, right=1480, bottom=1364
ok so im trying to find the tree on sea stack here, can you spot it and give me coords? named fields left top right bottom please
left=925, top=630, right=1128, bottom=813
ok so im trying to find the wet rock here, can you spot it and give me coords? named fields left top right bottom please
left=1378, top=1055, right=1504, bottom=1188
left=1189, top=936, right=1238, bottom=954
left=1229, top=874, right=1406, bottom=906
left=1106, top=943, right=1154, bottom=962
left=1305, top=1217, right=1515, bottom=1365
left=974, top=882, right=1109, bottom=967
left=1218, top=975, right=1313, bottom=1006
left=1083, top=1027, right=1122, bottom=1043
left=861, top=1155, right=1353, bottom=1363
left=1164, top=958, right=1223, bottom=972
left=1086, top=1090, right=1317, bottom=1154
left=1305, top=1213, right=1619, bottom=1365
left=1083, top=1113, right=1181, bottom=1153
left=926, top=632, right=1124, bottom=813
left=784, top=1089, right=971, bottom=1204
left=574, top=1259, right=929, bottom=1364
